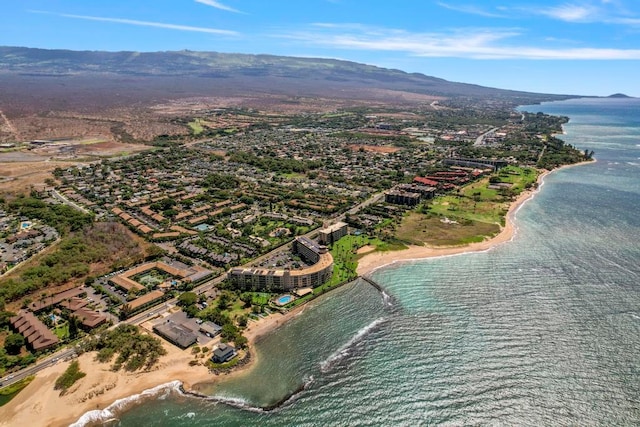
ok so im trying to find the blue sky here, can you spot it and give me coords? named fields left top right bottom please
left=2, top=0, right=640, bottom=96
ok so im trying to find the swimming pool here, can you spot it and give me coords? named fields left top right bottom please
left=275, top=295, right=293, bottom=306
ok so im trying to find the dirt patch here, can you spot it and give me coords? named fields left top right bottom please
left=356, top=245, right=376, bottom=254
left=0, top=160, right=77, bottom=195
left=348, top=144, right=402, bottom=153
left=32, top=140, right=152, bottom=158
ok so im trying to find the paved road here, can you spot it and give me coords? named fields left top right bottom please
left=474, top=127, right=499, bottom=147
left=0, top=348, right=77, bottom=389
left=50, top=189, right=90, bottom=214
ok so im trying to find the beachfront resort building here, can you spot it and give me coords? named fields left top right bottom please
left=227, top=236, right=333, bottom=291
left=318, top=222, right=348, bottom=246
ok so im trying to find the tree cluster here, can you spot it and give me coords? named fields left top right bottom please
left=0, top=222, right=147, bottom=303
left=537, top=136, right=591, bottom=169
left=83, top=324, right=167, bottom=371
left=54, top=360, right=86, bottom=394
left=7, top=196, right=94, bottom=234
left=228, top=150, right=322, bottom=174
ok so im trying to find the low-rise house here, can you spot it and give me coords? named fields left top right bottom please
left=199, top=321, right=222, bottom=338
left=153, top=320, right=197, bottom=349
left=123, top=290, right=166, bottom=315
left=30, top=287, right=86, bottom=313
left=71, top=307, right=107, bottom=330
left=212, top=343, right=237, bottom=363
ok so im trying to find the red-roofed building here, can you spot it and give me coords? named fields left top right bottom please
left=10, top=311, right=59, bottom=351
left=413, top=177, right=439, bottom=187
left=72, top=307, right=107, bottom=330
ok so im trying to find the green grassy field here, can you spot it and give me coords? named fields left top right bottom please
left=394, top=166, right=538, bottom=246
left=54, top=322, right=69, bottom=340
left=394, top=213, right=500, bottom=246
left=242, top=292, right=270, bottom=305
left=281, top=172, right=305, bottom=180
left=188, top=119, right=204, bottom=135
left=0, top=376, right=35, bottom=407
left=323, top=234, right=406, bottom=288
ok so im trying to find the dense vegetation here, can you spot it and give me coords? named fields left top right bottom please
left=537, top=135, right=591, bottom=169
left=54, top=360, right=86, bottom=394
left=7, top=196, right=94, bottom=234
left=201, top=173, right=240, bottom=190
left=228, top=150, right=323, bottom=174
left=3, top=334, right=24, bottom=355
left=0, top=347, right=35, bottom=376
left=0, top=221, right=151, bottom=303
left=83, top=324, right=166, bottom=371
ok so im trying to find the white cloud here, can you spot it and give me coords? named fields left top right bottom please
left=531, top=1, right=640, bottom=25
left=276, top=24, right=640, bottom=60
left=29, top=10, right=238, bottom=35
left=614, top=17, right=640, bottom=24
left=436, top=2, right=506, bottom=18
left=537, top=3, right=600, bottom=22
left=194, top=0, right=244, bottom=14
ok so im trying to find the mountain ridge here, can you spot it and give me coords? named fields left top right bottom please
left=0, top=46, right=575, bottom=103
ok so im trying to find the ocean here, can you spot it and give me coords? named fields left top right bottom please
left=78, top=98, right=640, bottom=426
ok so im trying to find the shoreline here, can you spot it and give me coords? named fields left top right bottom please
left=0, top=162, right=593, bottom=427
left=0, top=305, right=307, bottom=427
left=356, top=160, right=594, bottom=276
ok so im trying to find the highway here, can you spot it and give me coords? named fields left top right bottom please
left=474, top=127, right=499, bottom=147
left=0, top=348, right=77, bottom=389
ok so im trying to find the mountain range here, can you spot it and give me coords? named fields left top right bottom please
left=0, top=46, right=574, bottom=105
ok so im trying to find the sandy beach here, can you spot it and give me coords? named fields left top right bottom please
left=0, top=306, right=304, bottom=427
left=0, top=163, right=590, bottom=427
left=356, top=170, right=551, bottom=276
left=356, top=160, right=593, bottom=276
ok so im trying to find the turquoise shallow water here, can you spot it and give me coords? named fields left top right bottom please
left=81, top=98, right=640, bottom=426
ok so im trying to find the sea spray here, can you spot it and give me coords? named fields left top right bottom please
left=199, top=374, right=317, bottom=413
left=69, top=380, right=183, bottom=427
left=320, top=317, right=387, bottom=373
left=381, top=290, right=394, bottom=308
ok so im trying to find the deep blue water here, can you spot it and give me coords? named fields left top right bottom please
left=80, top=98, right=640, bottom=426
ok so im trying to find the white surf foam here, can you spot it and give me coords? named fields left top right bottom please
left=69, top=380, right=183, bottom=427
left=320, top=317, right=386, bottom=372
left=380, top=291, right=393, bottom=307
left=206, top=395, right=266, bottom=413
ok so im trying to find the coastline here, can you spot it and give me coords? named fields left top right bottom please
left=0, top=162, right=592, bottom=427
left=356, top=161, right=593, bottom=276
left=0, top=305, right=306, bottom=427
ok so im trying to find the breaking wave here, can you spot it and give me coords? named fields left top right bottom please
left=70, top=380, right=183, bottom=427
left=320, top=317, right=386, bottom=373
left=205, top=374, right=316, bottom=413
